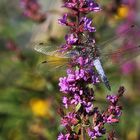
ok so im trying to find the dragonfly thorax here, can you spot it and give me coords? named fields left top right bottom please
left=77, top=43, right=100, bottom=60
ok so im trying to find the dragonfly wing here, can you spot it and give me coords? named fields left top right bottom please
left=98, top=24, right=140, bottom=65
left=100, top=45, right=140, bottom=65
left=98, top=24, right=138, bottom=51
left=37, top=57, right=68, bottom=73
left=33, top=43, right=59, bottom=55
left=97, top=24, right=140, bottom=61
left=31, top=41, right=76, bottom=58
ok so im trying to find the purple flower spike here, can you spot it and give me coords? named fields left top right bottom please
left=57, top=1, right=124, bottom=139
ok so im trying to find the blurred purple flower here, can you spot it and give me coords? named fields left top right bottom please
left=121, top=61, right=136, bottom=75
left=20, top=0, right=46, bottom=22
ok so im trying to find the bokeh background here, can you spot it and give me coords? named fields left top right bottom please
left=0, top=0, right=140, bottom=139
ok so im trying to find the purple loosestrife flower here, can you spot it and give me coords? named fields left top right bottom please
left=80, top=17, right=96, bottom=32
left=63, top=0, right=100, bottom=13
left=76, top=57, right=88, bottom=66
left=65, top=34, right=78, bottom=45
left=107, top=95, right=119, bottom=104
left=59, top=77, right=69, bottom=94
left=57, top=0, right=124, bottom=139
left=58, top=133, right=70, bottom=140
left=87, top=0, right=101, bottom=12
left=62, top=96, right=69, bottom=108
left=58, top=14, right=68, bottom=25
left=71, top=94, right=81, bottom=105
left=58, top=14, right=76, bottom=27
left=59, top=68, right=99, bottom=97
left=82, top=101, right=94, bottom=113
left=61, top=112, right=79, bottom=127
left=88, top=126, right=106, bottom=139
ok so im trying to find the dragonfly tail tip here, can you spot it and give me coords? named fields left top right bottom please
left=108, top=85, right=111, bottom=91
left=102, top=76, right=111, bottom=91
left=105, top=82, right=111, bottom=91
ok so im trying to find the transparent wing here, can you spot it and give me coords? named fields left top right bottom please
left=100, top=45, right=140, bottom=65
left=98, top=25, right=135, bottom=47
left=98, top=24, right=139, bottom=53
left=32, top=42, right=60, bottom=55
left=36, top=56, right=69, bottom=73
left=98, top=24, right=140, bottom=64
left=32, top=41, right=74, bottom=58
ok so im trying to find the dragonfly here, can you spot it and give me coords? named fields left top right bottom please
left=31, top=24, right=140, bottom=91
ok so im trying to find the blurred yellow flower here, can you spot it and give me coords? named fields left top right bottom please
left=114, top=5, right=129, bottom=20
left=30, top=98, right=52, bottom=118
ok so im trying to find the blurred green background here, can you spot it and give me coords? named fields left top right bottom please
left=0, top=0, right=140, bottom=140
